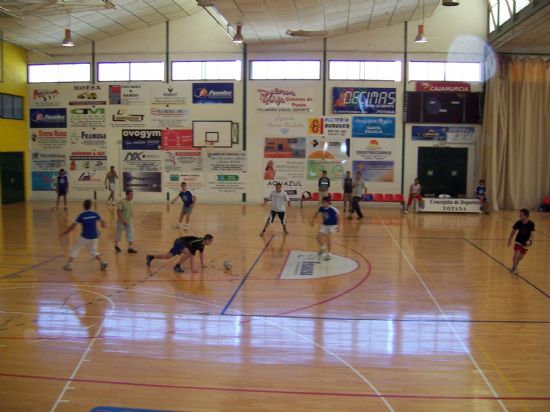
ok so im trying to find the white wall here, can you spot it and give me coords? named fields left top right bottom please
left=27, top=1, right=488, bottom=203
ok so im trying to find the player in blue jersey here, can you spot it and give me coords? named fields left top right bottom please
left=60, top=199, right=107, bottom=270
left=54, top=168, right=69, bottom=210
left=146, top=234, right=214, bottom=273
left=311, top=196, right=341, bottom=260
left=474, top=179, right=490, bottom=214
left=171, top=182, right=196, bottom=230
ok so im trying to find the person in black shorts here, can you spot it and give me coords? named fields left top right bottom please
left=146, top=234, right=213, bottom=273
left=507, top=208, right=535, bottom=274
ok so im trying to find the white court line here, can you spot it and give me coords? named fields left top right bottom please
left=378, top=215, right=508, bottom=412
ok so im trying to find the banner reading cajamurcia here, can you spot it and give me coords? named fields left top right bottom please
left=332, top=87, right=396, bottom=114
left=256, top=87, right=313, bottom=112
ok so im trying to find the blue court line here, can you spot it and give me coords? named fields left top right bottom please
left=220, top=235, right=274, bottom=315
left=0, top=254, right=65, bottom=280
left=464, top=238, right=550, bottom=300
left=218, top=313, right=550, bottom=324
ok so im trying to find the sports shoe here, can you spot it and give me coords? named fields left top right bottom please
left=511, top=266, right=518, bottom=274
left=127, top=248, right=138, bottom=254
left=146, top=255, right=154, bottom=267
left=404, top=210, right=408, bottom=214
left=174, top=264, right=185, bottom=273
left=63, top=263, right=73, bottom=270
left=114, top=245, right=122, bottom=252
left=324, top=253, right=332, bottom=261
left=100, top=261, right=108, bottom=270
left=184, top=224, right=189, bottom=231
left=175, top=223, right=182, bottom=229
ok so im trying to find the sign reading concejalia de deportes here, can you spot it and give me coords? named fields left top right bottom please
left=411, top=126, right=476, bottom=143
left=280, top=251, right=359, bottom=280
left=256, top=87, right=313, bottom=112
left=332, top=87, right=396, bottom=114
left=352, top=116, right=396, bottom=138
left=192, top=83, right=234, bottom=104
left=420, top=198, right=481, bottom=213
left=416, top=81, right=471, bottom=92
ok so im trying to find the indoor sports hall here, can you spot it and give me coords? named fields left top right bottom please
left=1, top=1, right=549, bottom=411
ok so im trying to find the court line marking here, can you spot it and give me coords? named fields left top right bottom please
left=0, top=254, right=65, bottom=281
left=464, top=239, right=550, bottom=300
left=1, top=371, right=549, bottom=402
left=378, top=215, right=509, bottom=412
left=220, top=235, right=274, bottom=315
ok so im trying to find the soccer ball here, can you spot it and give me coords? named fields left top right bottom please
left=223, top=260, right=233, bottom=271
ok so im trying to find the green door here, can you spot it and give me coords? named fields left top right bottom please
left=1, top=152, right=25, bottom=204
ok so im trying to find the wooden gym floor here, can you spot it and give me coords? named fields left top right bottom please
left=0, top=201, right=549, bottom=412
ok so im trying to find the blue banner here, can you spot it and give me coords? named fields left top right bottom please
left=122, top=129, right=162, bottom=150
left=411, top=126, right=476, bottom=143
left=29, top=108, right=67, bottom=128
left=333, top=87, right=396, bottom=114
left=32, top=171, right=58, bottom=191
left=192, top=83, right=234, bottom=104
left=352, top=117, right=395, bottom=138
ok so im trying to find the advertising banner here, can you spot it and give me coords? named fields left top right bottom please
left=352, top=160, right=394, bottom=182
left=31, top=171, right=58, bottom=191
left=165, top=173, right=205, bottom=193
left=192, top=83, right=234, bottom=104
left=122, top=129, right=162, bottom=150
left=68, top=130, right=107, bottom=149
left=69, top=151, right=107, bottom=171
left=308, top=116, right=351, bottom=138
left=109, top=84, right=148, bottom=105
left=206, top=152, right=247, bottom=193
left=354, top=139, right=393, bottom=161
left=123, top=171, right=162, bottom=192
left=264, top=137, right=306, bottom=158
left=164, top=151, right=203, bottom=172
left=333, top=87, right=396, bottom=114
left=29, top=88, right=63, bottom=108
left=31, top=152, right=66, bottom=171
left=30, top=129, right=67, bottom=150
left=307, top=138, right=349, bottom=161
left=307, top=160, right=345, bottom=180
left=69, top=107, right=107, bottom=128
left=420, top=198, right=481, bottom=213
left=110, top=108, right=146, bottom=128
left=352, top=116, right=395, bottom=138
left=150, top=84, right=186, bottom=105
left=256, top=87, right=313, bottom=112
left=150, top=106, right=189, bottom=128
left=264, top=113, right=308, bottom=136
left=263, top=158, right=305, bottom=200
left=122, top=151, right=162, bottom=172
left=416, top=81, right=471, bottom=92
left=30, top=108, right=67, bottom=128
left=68, top=84, right=107, bottom=105
left=161, top=129, right=194, bottom=150
left=411, top=126, right=476, bottom=144
left=70, top=170, right=105, bottom=191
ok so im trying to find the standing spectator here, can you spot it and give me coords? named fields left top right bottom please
left=342, top=171, right=353, bottom=214
left=318, top=170, right=330, bottom=202
left=405, top=178, right=423, bottom=214
left=60, top=199, right=107, bottom=271
left=115, top=189, right=137, bottom=253
left=260, top=183, right=290, bottom=236
left=474, top=179, right=490, bottom=214
left=54, top=168, right=69, bottom=210
left=105, top=166, right=119, bottom=205
left=171, top=182, right=196, bottom=230
left=507, top=208, right=535, bottom=274
left=349, top=171, right=367, bottom=220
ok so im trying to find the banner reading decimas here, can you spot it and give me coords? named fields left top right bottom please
left=333, top=87, right=396, bottom=114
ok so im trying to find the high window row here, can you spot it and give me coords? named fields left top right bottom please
left=28, top=60, right=482, bottom=83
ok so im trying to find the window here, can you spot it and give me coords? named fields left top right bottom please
left=28, top=63, right=90, bottom=83
left=498, top=0, right=512, bottom=25
left=515, top=0, right=531, bottom=12
left=329, top=60, right=402, bottom=81
left=97, top=61, right=165, bottom=82
left=172, top=61, right=241, bottom=81
left=0, top=93, right=24, bottom=120
left=250, top=60, right=321, bottom=80
left=409, top=61, right=481, bottom=82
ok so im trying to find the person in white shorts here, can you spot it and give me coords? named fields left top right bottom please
left=60, top=199, right=107, bottom=270
left=311, top=196, right=340, bottom=260
left=105, top=166, right=118, bottom=205
left=260, top=182, right=291, bottom=236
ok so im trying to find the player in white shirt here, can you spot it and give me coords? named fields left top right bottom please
left=260, top=183, right=291, bottom=236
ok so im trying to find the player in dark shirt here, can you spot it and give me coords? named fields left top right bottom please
left=507, top=208, right=535, bottom=274
left=146, top=234, right=213, bottom=273
left=54, top=168, right=69, bottom=210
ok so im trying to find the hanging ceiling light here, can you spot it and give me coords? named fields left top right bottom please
left=415, top=0, right=428, bottom=43
left=61, top=14, right=74, bottom=47
left=442, top=0, right=460, bottom=6
left=232, top=24, right=244, bottom=44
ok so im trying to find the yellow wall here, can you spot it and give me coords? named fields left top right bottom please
left=0, top=41, right=29, bottom=199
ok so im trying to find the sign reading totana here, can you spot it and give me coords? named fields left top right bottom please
left=420, top=198, right=481, bottom=213
left=280, top=251, right=359, bottom=280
